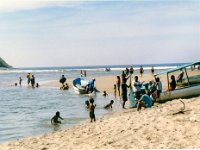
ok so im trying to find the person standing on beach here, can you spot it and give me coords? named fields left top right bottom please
left=114, top=84, right=117, bottom=98
left=132, top=76, right=142, bottom=100
left=89, top=98, right=96, bottom=122
left=19, top=76, right=22, bottom=86
left=30, top=75, right=35, bottom=88
left=155, top=77, right=162, bottom=98
left=116, top=76, right=121, bottom=96
left=151, top=66, right=154, bottom=75
left=26, top=73, right=31, bottom=85
left=84, top=70, right=87, bottom=77
left=59, top=75, right=66, bottom=86
left=121, top=78, right=129, bottom=109
left=140, top=66, right=144, bottom=77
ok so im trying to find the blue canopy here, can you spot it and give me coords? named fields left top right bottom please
left=155, top=61, right=200, bottom=76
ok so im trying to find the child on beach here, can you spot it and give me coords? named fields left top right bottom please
left=19, top=77, right=22, bottom=86
left=51, top=111, right=64, bottom=124
left=102, top=90, right=108, bottom=97
left=85, top=100, right=90, bottom=109
left=104, top=100, right=114, bottom=109
left=89, top=98, right=96, bottom=122
left=114, top=84, right=117, bottom=98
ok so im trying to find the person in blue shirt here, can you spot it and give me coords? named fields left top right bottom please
left=137, top=92, right=152, bottom=111
left=88, top=79, right=96, bottom=93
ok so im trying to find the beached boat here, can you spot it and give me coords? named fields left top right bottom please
left=155, top=61, right=200, bottom=102
left=72, top=78, right=96, bottom=96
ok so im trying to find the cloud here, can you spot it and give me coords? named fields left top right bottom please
left=0, top=0, right=83, bottom=12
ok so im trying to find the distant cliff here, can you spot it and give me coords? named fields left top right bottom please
left=0, top=57, right=11, bottom=68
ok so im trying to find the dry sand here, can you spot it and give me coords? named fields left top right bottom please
left=1, top=73, right=200, bottom=149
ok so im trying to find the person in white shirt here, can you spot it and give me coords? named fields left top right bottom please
left=132, top=76, right=142, bottom=100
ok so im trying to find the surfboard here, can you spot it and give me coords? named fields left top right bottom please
left=129, top=74, right=136, bottom=108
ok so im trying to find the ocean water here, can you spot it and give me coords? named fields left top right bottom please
left=0, top=63, right=187, bottom=143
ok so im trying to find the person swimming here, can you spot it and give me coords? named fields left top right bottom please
left=51, top=111, right=64, bottom=124
left=104, top=100, right=114, bottom=109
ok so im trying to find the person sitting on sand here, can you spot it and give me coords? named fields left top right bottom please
left=89, top=98, right=96, bottom=122
left=104, top=100, right=114, bottom=109
left=85, top=100, right=90, bottom=109
left=102, top=90, right=108, bottom=97
left=51, top=111, right=64, bottom=124
left=60, top=83, right=69, bottom=90
left=137, top=92, right=152, bottom=111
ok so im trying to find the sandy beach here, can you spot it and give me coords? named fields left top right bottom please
left=1, top=71, right=200, bottom=149
left=0, top=96, right=200, bottom=149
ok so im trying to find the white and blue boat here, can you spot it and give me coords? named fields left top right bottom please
left=72, top=77, right=96, bottom=96
left=155, top=61, right=200, bottom=102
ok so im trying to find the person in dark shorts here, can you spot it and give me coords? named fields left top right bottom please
left=140, top=66, right=144, bottom=77
left=89, top=98, right=96, bottom=122
left=121, top=78, right=129, bottom=109
left=30, top=75, right=35, bottom=88
left=51, top=111, right=64, bottom=124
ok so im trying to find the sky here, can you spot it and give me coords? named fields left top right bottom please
left=0, top=0, right=200, bottom=67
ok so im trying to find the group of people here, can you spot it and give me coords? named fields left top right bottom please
left=26, top=73, right=39, bottom=88
left=15, top=73, right=39, bottom=88
left=52, top=98, right=114, bottom=125
left=114, top=67, right=162, bottom=110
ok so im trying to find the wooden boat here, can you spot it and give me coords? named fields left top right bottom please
left=155, top=61, right=200, bottom=102
left=72, top=78, right=96, bottom=96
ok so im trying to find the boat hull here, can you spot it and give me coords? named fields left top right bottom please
left=72, top=78, right=96, bottom=96
left=157, top=84, right=200, bottom=102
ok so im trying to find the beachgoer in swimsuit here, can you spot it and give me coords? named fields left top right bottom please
left=51, top=111, right=64, bottom=124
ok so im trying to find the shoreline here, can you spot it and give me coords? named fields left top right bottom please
left=1, top=72, right=200, bottom=149
left=1, top=96, right=200, bottom=149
